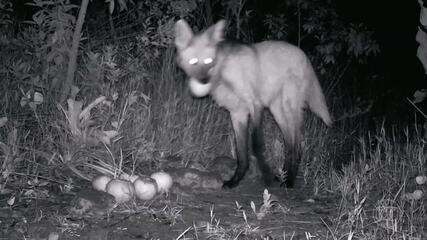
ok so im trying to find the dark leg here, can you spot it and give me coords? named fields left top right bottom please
left=223, top=110, right=249, bottom=189
left=269, top=99, right=303, bottom=188
left=282, top=139, right=302, bottom=188
left=251, top=107, right=274, bottom=186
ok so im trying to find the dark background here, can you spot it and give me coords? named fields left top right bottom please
left=338, top=0, right=425, bottom=90
left=336, top=0, right=425, bottom=124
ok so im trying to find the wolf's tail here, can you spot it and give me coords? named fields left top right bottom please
left=307, top=70, right=333, bottom=126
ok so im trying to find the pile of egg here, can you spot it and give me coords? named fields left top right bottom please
left=91, top=171, right=173, bottom=203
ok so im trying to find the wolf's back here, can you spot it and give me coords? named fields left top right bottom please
left=253, top=41, right=332, bottom=126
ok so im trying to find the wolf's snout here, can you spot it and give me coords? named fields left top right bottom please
left=189, top=65, right=211, bottom=81
left=199, top=77, right=210, bottom=84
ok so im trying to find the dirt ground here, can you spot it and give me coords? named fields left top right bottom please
left=0, top=173, right=338, bottom=240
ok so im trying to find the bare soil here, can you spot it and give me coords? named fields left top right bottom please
left=0, top=174, right=338, bottom=240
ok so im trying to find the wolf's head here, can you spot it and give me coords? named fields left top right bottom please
left=174, top=19, right=225, bottom=97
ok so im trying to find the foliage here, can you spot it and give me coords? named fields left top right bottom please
left=413, top=0, right=427, bottom=139
left=219, top=0, right=252, bottom=39
left=0, top=0, right=13, bottom=27
left=134, top=0, right=197, bottom=48
left=1, top=0, right=78, bottom=104
left=416, top=0, right=427, bottom=75
left=264, top=14, right=288, bottom=40
left=274, top=0, right=380, bottom=74
left=105, top=0, right=135, bottom=14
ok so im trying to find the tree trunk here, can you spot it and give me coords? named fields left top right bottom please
left=60, top=0, right=90, bottom=102
left=204, top=0, right=213, bottom=26
left=108, top=9, right=117, bottom=43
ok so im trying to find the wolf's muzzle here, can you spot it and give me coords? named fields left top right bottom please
left=199, top=77, right=210, bottom=84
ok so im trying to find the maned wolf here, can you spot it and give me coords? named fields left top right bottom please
left=174, top=19, right=332, bottom=188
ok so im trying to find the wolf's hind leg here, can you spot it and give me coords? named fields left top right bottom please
left=269, top=99, right=303, bottom=188
left=251, top=107, right=274, bottom=186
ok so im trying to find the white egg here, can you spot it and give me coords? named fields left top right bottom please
left=150, top=171, right=173, bottom=194
left=415, top=175, right=427, bottom=185
left=92, top=175, right=112, bottom=192
left=412, top=190, right=423, bottom=200
left=189, top=78, right=212, bottom=97
left=133, top=177, right=158, bottom=200
left=105, top=179, right=135, bottom=203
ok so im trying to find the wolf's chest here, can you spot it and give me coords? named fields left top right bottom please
left=211, top=83, right=256, bottom=112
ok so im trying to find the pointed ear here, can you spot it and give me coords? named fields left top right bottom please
left=207, top=20, right=226, bottom=43
left=175, top=19, right=193, bottom=50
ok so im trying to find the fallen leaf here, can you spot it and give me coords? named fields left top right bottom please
left=0, top=117, right=7, bottom=127
left=33, top=92, right=43, bottom=105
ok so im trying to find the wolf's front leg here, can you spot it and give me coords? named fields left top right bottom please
left=223, top=110, right=250, bottom=189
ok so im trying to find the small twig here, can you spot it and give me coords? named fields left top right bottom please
left=320, top=217, right=338, bottom=240
left=326, top=60, right=351, bottom=97
left=175, top=226, right=192, bottom=240
left=79, top=96, right=106, bottom=121
left=10, top=172, right=67, bottom=185
left=406, top=97, right=427, bottom=119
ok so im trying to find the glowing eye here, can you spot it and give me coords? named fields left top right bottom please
left=189, top=58, right=198, bottom=65
left=203, top=58, right=213, bottom=64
